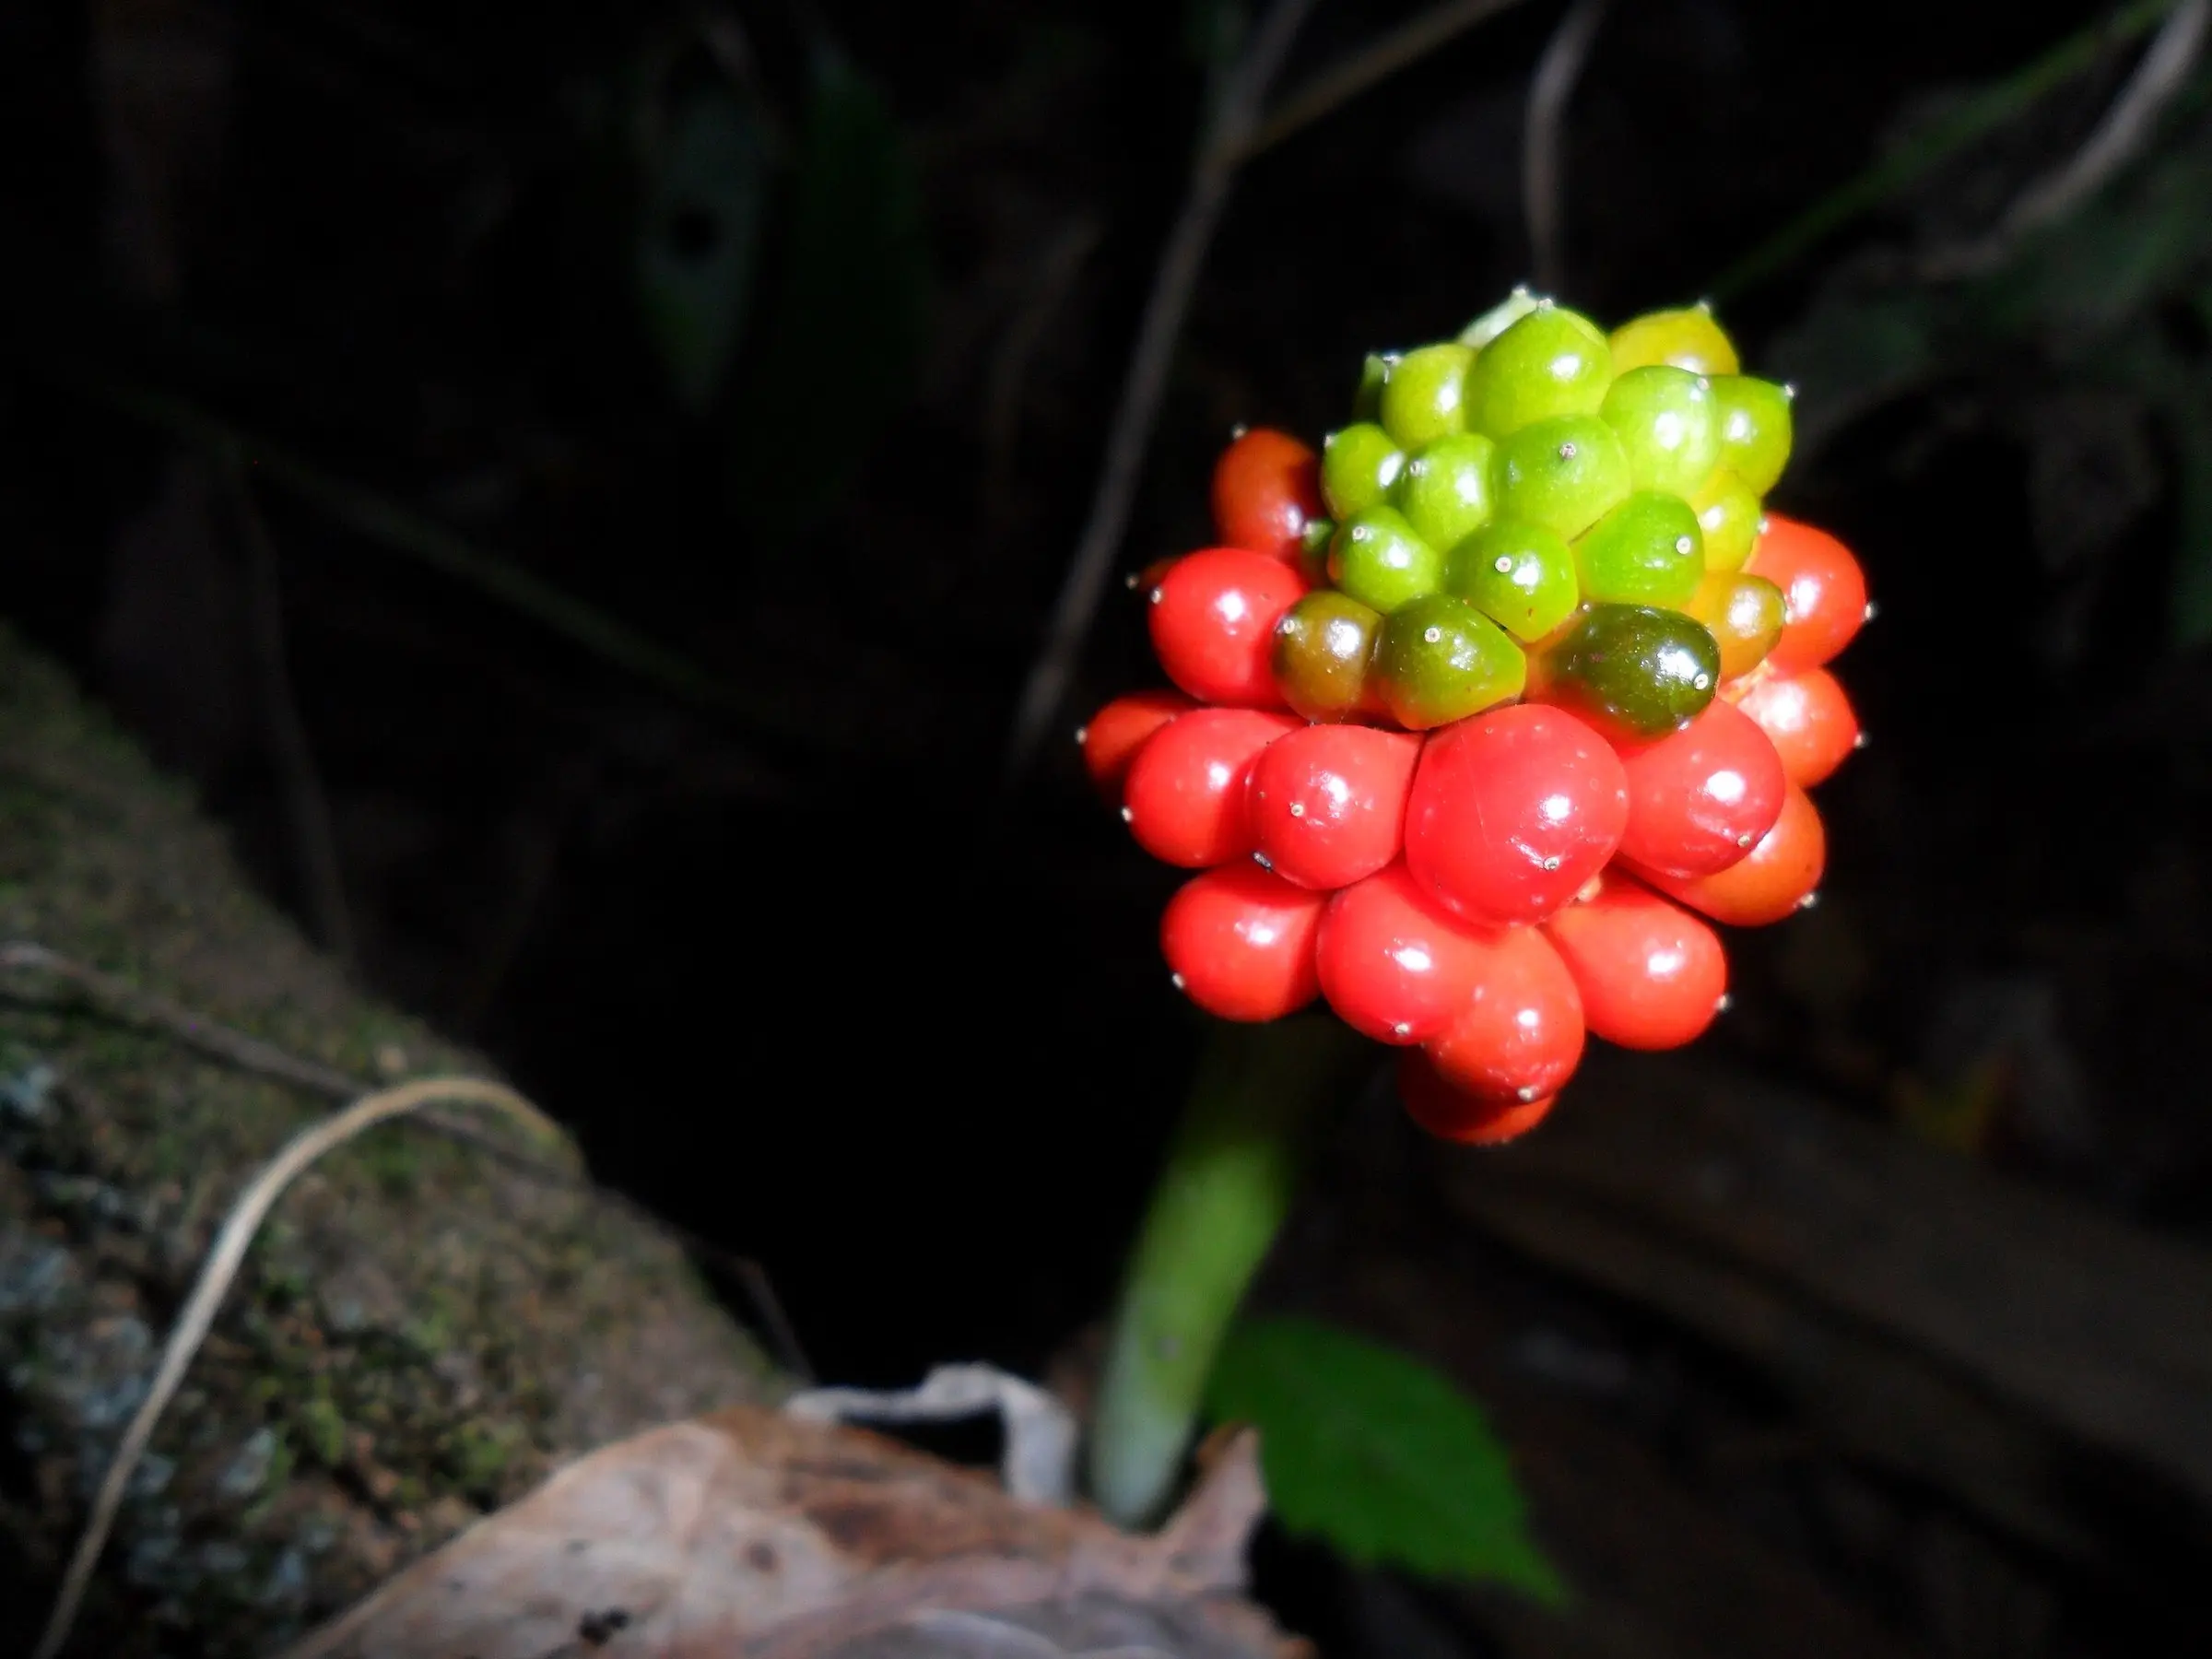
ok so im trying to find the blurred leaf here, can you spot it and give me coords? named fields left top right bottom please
left=1714, top=0, right=2184, bottom=299
left=2140, top=350, right=2212, bottom=644
left=1184, top=0, right=1250, bottom=70
left=638, top=83, right=771, bottom=411
left=1977, top=135, right=2212, bottom=345
left=1767, top=287, right=1947, bottom=453
left=1205, top=1314, right=1565, bottom=1601
left=726, top=50, right=927, bottom=545
left=1767, top=58, right=2212, bottom=650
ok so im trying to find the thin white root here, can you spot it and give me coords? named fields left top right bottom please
left=31, top=1076, right=561, bottom=1659
left=784, top=1362, right=1081, bottom=1507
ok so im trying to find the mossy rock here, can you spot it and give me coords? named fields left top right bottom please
left=0, top=628, right=780, bottom=1656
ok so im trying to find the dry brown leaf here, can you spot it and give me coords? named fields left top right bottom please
left=285, top=1406, right=1305, bottom=1659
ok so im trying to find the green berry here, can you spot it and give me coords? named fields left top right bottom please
left=1395, top=433, right=1497, bottom=551
left=1272, top=589, right=1382, bottom=722
left=1532, top=603, right=1721, bottom=740
left=1690, top=468, right=1760, bottom=573
left=1573, top=489, right=1706, bottom=609
left=1379, top=343, right=1477, bottom=449
left=1493, top=415, right=1631, bottom=539
left=1711, top=375, right=1794, bottom=494
left=1443, top=520, right=1581, bottom=642
left=1322, top=422, right=1406, bottom=518
left=1458, top=287, right=1542, bottom=350
left=1327, top=506, right=1443, bottom=614
left=1372, top=593, right=1528, bottom=730
left=1607, top=304, right=1739, bottom=376
left=1352, top=353, right=1397, bottom=422
left=1468, top=304, right=1611, bottom=437
left=1298, top=516, right=1336, bottom=580
left=1599, top=365, right=1720, bottom=496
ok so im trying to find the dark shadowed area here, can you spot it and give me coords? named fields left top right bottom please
left=4, top=0, right=2211, bottom=1654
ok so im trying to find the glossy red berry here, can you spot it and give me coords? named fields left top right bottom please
left=1160, top=864, right=1326, bottom=1021
left=1078, top=690, right=1195, bottom=800
left=1634, top=780, right=1825, bottom=926
left=1404, top=704, right=1629, bottom=925
left=1148, top=547, right=1308, bottom=708
left=1420, top=924, right=1585, bottom=1105
left=1315, top=861, right=1494, bottom=1044
left=1398, top=1050, right=1557, bottom=1145
left=1724, top=665, right=1860, bottom=787
left=1247, top=724, right=1421, bottom=891
left=1616, top=699, right=1787, bottom=879
left=1746, top=513, right=1869, bottom=673
left=1544, top=874, right=1728, bottom=1050
left=1213, top=428, right=1324, bottom=563
left=1122, top=708, right=1299, bottom=868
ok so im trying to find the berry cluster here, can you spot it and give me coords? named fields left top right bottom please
left=1081, top=296, right=1869, bottom=1145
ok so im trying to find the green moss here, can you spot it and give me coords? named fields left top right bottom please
left=350, top=1127, right=421, bottom=1200
left=445, top=1420, right=520, bottom=1500
left=295, top=1391, right=347, bottom=1469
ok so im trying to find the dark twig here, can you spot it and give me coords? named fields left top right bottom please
left=228, top=456, right=358, bottom=971
left=0, top=941, right=362, bottom=1096
left=1240, top=0, right=1535, bottom=160
left=0, top=940, right=814, bottom=1382
left=1001, top=0, right=1322, bottom=781
left=449, top=753, right=603, bottom=1035
left=34, top=370, right=782, bottom=758
left=982, top=218, right=1102, bottom=544
left=1712, top=0, right=2184, bottom=299
left=1524, top=0, right=1609, bottom=294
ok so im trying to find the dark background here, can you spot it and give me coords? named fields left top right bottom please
left=5, top=1, right=2210, bottom=1653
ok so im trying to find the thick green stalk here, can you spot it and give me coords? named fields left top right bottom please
left=1088, top=1014, right=1371, bottom=1526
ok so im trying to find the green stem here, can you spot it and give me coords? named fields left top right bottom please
left=1088, top=1014, right=1371, bottom=1526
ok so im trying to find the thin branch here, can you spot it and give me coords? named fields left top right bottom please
left=1523, top=0, right=1609, bottom=294
left=229, top=456, right=358, bottom=970
left=32, top=1076, right=559, bottom=1659
left=0, top=941, right=362, bottom=1097
left=1923, top=0, right=2209, bottom=278
left=1241, top=0, right=1535, bottom=160
left=1000, top=0, right=1323, bottom=782
left=34, top=369, right=783, bottom=754
left=982, top=218, right=1101, bottom=544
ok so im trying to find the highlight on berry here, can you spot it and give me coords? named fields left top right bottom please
left=1079, top=293, right=1869, bottom=1143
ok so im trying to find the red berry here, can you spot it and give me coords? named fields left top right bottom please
left=1616, top=700, right=1787, bottom=879
left=1421, top=924, right=1584, bottom=1104
left=1724, top=665, right=1860, bottom=787
left=1123, top=708, right=1299, bottom=868
left=1213, top=428, right=1324, bottom=563
left=1404, top=704, right=1630, bottom=925
left=1160, top=864, right=1326, bottom=1021
left=1078, top=690, right=1196, bottom=800
left=1247, top=724, right=1421, bottom=891
left=1633, top=780, right=1825, bottom=926
left=1544, top=873, right=1728, bottom=1050
left=1397, top=1050, right=1557, bottom=1145
left=1148, top=547, right=1308, bottom=708
left=1315, top=861, right=1495, bottom=1044
left=1746, top=513, right=1868, bottom=673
